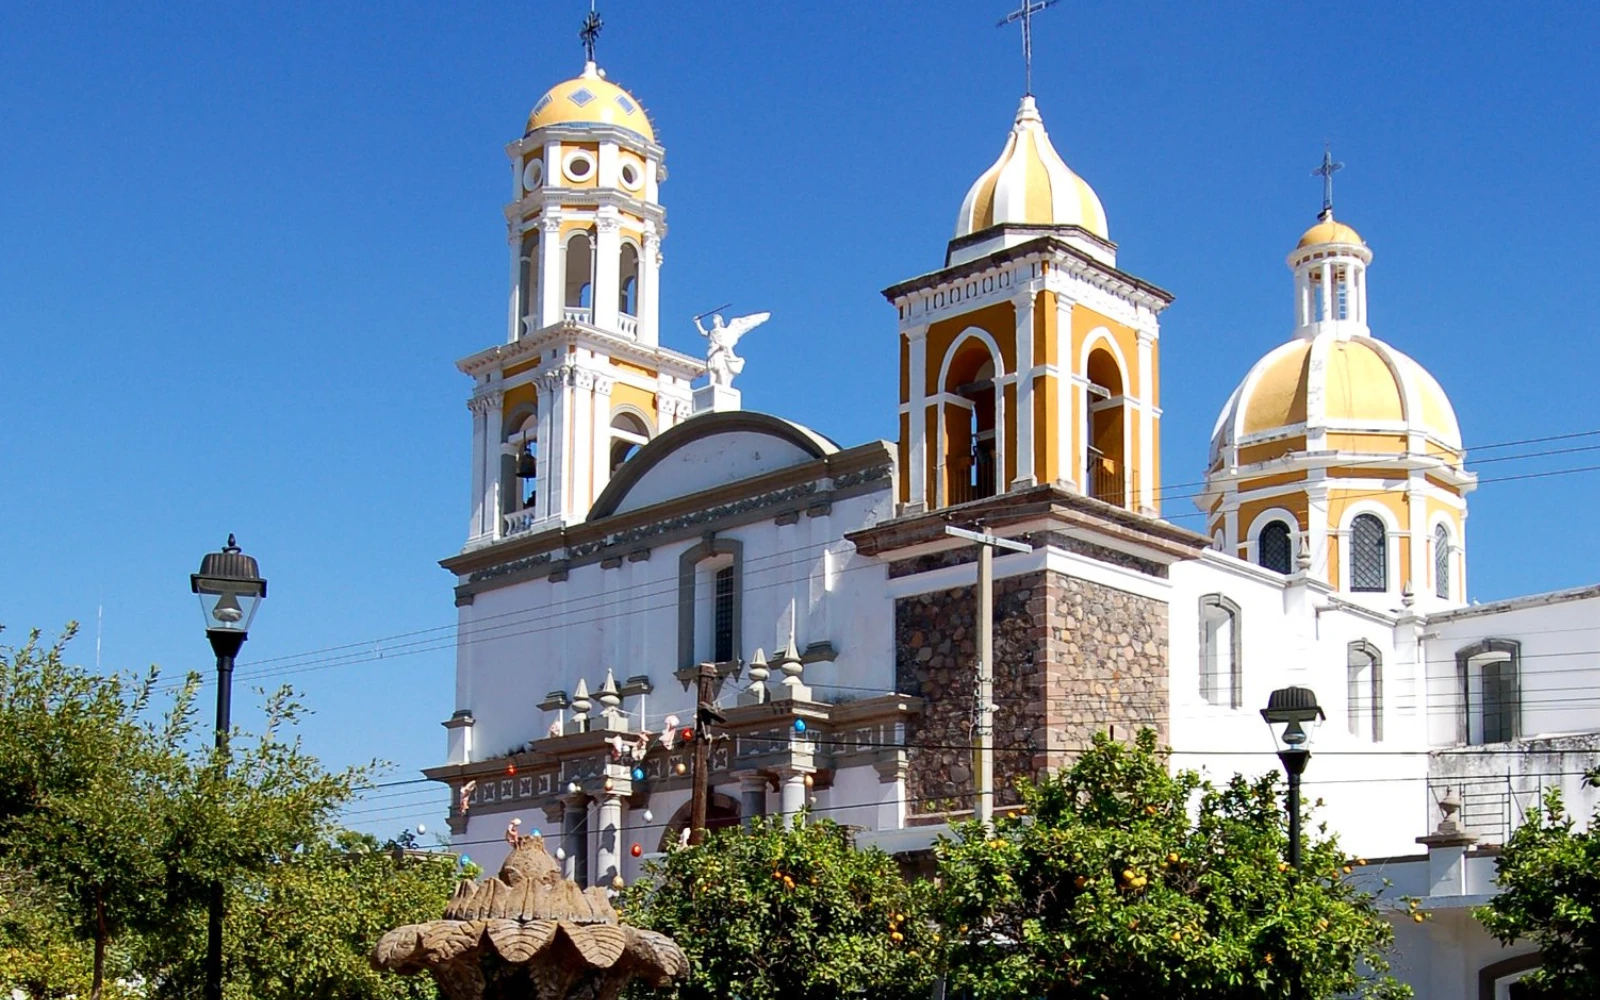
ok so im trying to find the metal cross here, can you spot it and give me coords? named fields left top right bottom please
left=997, top=0, right=1062, bottom=96
left=1312, top=142, right=1344, bottom=217
left=579, top=0, right=603, bottom=64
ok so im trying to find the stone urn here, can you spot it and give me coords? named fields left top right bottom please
left=372, top=834, right=688, bottom=1000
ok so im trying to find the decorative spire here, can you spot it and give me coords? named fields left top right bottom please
left=997, top=0, right=1061, bottom=97
left=1312, top=142, right=1344, bottom=220
left=579, top=0, right=603, bottom=65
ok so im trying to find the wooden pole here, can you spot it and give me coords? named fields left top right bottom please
left=976, top=543, right=994, bottom=830
left=688, top=662, right=716, bottom=845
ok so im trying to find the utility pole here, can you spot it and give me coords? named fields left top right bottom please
left=687, top=662, right=722, bottom=845
left=944, top=525, right=1030, bottom=829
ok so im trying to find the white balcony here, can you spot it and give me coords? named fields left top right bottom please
left=502, top=507, right=541, bottom=537
left=616, top=314, right=638, bottom=338
left=564, top=306, right=592, bottom=325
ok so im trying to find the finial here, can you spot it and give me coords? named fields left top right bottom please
left=1312, top=142, right=1344, bottom=220
left=224, top=533, right=239, bottom=553
left=997, top=0, right=1061, bottom=97
left=579, top=0, right=603, bottom=65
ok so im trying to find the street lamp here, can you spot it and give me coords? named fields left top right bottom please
left=1261, top=684, right=1323, bottom=1000
left=1260, top=685, right=1324, bottom=870
left=191, top=534, right=265, bottom=1000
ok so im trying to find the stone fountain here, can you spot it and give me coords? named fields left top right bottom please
left=372, top=834, right=688, bottom=1000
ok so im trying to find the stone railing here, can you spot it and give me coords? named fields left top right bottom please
left=616, top=313, right=638, bottom=337
left=564, top=306, right=593, bottom=325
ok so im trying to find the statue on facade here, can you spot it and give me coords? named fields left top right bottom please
left=694, top=310, right=769, bottom=388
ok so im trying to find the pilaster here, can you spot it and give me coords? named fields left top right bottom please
left=905, top=325, right=929, bottom=510
left=1136, top=330, right=1156, bottom=513
left=538, top=214, right=563, bottom=330
left=639, top=224, right=661, bottom=346
left=593, top=208, right=622, bottom=330
left=1010, top=291, right=1036, bottom=489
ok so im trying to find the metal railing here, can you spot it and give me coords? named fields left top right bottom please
left=1087, top=447, right=1126, bottom=507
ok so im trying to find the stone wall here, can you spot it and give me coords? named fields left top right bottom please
left=894, top=569, right=1168, bottom=825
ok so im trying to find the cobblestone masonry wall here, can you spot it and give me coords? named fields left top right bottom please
left=894, top=570, right=1169, bottom=825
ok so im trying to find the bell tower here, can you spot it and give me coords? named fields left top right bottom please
left=885, top=96, right=1172, bottom=516
left=457, top=24, right=705, bottom=550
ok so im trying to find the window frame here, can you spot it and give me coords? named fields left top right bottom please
left=1348, top=512, right=1389, bottom=593
left=1257, top=519, right=1294, bottom=574
left=1198, top=594, right=1242, bottom=709
left=1455, top=638, right=1521, bottom=745
left=678, top=537, right=743, bottom=671
left=1346, top=640, right=1384, bottom=742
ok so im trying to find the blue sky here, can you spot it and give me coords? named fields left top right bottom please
left=2, top=2, right=1596, bottom=836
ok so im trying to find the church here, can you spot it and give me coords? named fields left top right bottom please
left=422, top=19, right=1599, bottom=998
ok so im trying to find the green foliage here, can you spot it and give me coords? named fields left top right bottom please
left=1476, top=783, right=1600, bottom=997
left=934, top=730, right=1411, bottom=1000
left=0, top=624, right=444, bottom=1000
left=621, top=817, right=936, bottom=1000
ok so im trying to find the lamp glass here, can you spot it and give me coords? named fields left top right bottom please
left=194, top=580, right=262, bottom=633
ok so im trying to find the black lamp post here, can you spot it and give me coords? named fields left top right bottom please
left=191, top=535, right=266, bottom=1000
left=1261, top=684, right=1324, bottom=1000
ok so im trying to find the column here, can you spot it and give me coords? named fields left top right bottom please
left=538, top=368, right=570, bottom=524
left=595, top=792, right=623, bottom=888
left=905, top=325, right=928, bottom=510
left=639, top=224, right=661, bottom=347
left=590, top=374, right=615, bottom=510
left=739, top=773, right=768, bottom=829
left=1306, top=484, right=1331, bottom=584
left=1319, top=264, right=1334, bottom=322
left=506, top=228, right=523, bottom=344
left=562, top=794, right=589, bottom=885
left=1136, top=330, right=1156, bottom=513
left=467, top=396, right=489, bottom=542
left=567, top=367, right=596, bottom=522
left=778, top=769, right=809, bottom=827
left=593, top=209, right=622, bottom=331
left=1407, top=478, right=1427, bottom=598
left=539, top=215, right=563, bottom=330
left=1010, top=291, right=1036, bottom=489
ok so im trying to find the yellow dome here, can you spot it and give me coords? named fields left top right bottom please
left=526, top=62, right=654, bottom=142
left=955, top=96, right=1106, bottom=239
left=1297, top=216, right=1364, bottom=248
left=1211, top=332, right=1462, bottom=456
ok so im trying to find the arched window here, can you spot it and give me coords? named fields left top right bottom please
left=1258, top=520, right=1293, bottom=574
left=1434, top=523, right=1452, bottom=600
left=517, top=231, right=539, bottom=334
left=1456, top=639, right=1520, bottom=745
left=564, top=231, right=594, bottom=312
left=1085, top=345, right=1127, bottom=508
left=1349, top=513, right=1387, bottom=592
left=1199, top=595, right=1241, bottom=708
left=618, top=243, right=639, bottom=317
left=1347, top=641, right=1383, bottom=741
left=609, top=411, right=650, bottom=472
left=940, top=336, right=999, bottom=506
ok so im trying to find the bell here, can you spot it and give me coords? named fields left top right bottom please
left=516, top=447, right=537, bottom=479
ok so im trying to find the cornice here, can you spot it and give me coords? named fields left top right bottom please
left=505, top=191, right=668, bottom=232
left=456, top=322, right=705, bottom=381
left=505, top=124, right=666, bottom=164
left=882, top=235, right=1173, bottom=312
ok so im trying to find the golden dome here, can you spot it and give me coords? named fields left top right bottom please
left=1297, top=216, right=1364, bottom=249
left=526, top=62, right=654, bottom=142
left=955, top=96, right=1106, bottom=239
left=1211, top=332, right=1462, bottom=455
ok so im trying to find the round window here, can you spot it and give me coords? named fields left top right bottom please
left=522, top=158, right=544, bottom=192
left=618, top=160, right=642, bottom=191
left=564, top=150, right=595, bottom=182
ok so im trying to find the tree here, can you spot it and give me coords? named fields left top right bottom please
left=621, top=817, right=937, bottom=1000
left=934, top=730, right=1412, bottom=1000
left=1476, top=780, right=1600, bottom=997
left=192, top=830, right=457, bottom=1000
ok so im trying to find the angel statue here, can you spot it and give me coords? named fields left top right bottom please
left=695, top=310, right=770, bottom=388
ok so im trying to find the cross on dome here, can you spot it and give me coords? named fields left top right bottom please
left=1312, top=142, right=1344, bottom=219
left=579, top=0, right=603, bottom=64
left=997, top=0, right=1062, bottom=97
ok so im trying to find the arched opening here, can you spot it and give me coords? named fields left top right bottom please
left=502, top=412, right=538, bottom=516
left=1258, top=520, right=1293, bottom=574
left=1349, top=513, right=1388, bottom=592
left=517, top=231, right=539, bottom=335
left=1434, top=523, right=1452, bottom=599
left=1199, top=594, right=1241, bottom=708
left=1085, top=346, right=1127, bottom=507
left=564, top=230, right=594, bottom=316
left=941, top=338, right=998, bottom=505
left=609, top=411, right=650, bottom=472
left=657, top=793, right=741, bottom=852
left=618, top=243, right=640, bottom=317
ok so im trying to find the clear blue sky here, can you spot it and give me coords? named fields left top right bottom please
left=2, top=2, right=1596, bottom=836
